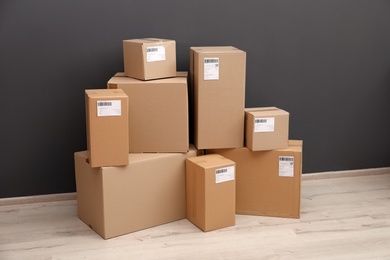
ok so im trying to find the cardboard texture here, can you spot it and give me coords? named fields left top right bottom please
left=123, top=38, right=176, bottom=80
left=108, top=72, right=189, bottom=153
left=85, top=89, right=129, bottom=168
left=245, top=107, right=289, bottom=151
left=74, top=145, right=202, bottom=239
left=186, top=154, right=236, bottom=232
left=190, top=46, right=246, bottom=149
left=207, top=140, right=302, bottom=219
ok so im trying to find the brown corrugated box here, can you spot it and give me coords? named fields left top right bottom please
left=207, top=140, right=302, bottom=219
left=108, top=72, right=189, bottom=153
left=85, top=89, right=129, bottom=168
left=123, top=38, right=176, bottom=80
left=245, top=107, right=289, bottom=151
left=186, top=154, right=236, bottom=232
left=74, top=145, right=202, bottom=239
left=190, top=46, right=246, bottom=149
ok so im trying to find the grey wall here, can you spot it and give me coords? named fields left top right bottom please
left=1, top=0, right=389, bottom=198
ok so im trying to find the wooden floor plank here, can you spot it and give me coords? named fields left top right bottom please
left=0, top=172, right=390, bottom=259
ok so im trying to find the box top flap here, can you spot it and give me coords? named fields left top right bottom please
left=108, top=72, right=187, bottom=85
left=245, top=107, right=289, bottom=116
left=190, top=46, right=245, bottom=54
left=85, top=89, right=127, bottom=98
left=187, top=154, right=235, bottom=169
left=123, top=38, right=174, bottom=44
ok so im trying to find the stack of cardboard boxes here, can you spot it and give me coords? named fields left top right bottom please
left=74, top=38, right=303, bottom=239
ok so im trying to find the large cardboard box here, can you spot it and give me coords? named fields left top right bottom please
left=207, top=140, right=302, bottom=219
left=190, top=46, right=246, bottom=149
left=74, top=145, right=202, bottom=239
left=123, top=38, right=176, bottom=80
left=245, top=107, right=289, bottom=151
left=85, top=89, right=129, bottom=168
left=186, top=154, right=236, bottom=232
left=108, top=72, right=189, bottom=153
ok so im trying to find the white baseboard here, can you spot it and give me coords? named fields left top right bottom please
left=302, top=167, right=390, bottom=180
left=1, top=167, right=389, bottom=207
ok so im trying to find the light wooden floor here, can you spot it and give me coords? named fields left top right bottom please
left=1, top=170, right=390, bottom=259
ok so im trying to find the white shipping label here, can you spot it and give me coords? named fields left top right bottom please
left=254, top=117, right=275, bottom=132
left=279, top=156, right=294, bottom=177
left=146, top=46, right=166, bottom=62
left=204, top=58, right=219, bottom=80
left=215, top=166, right=235, bottom=183
left=97, top=100, right=121, bottom=117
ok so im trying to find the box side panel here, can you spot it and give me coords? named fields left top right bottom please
left=143, top=40, right=176, bottom=80
left=121, top=82, right=188, bottom=152
left=204, top=164, right=236, bottom=231
left=194, top=51, right=246, bottom=149
left=100, top=149, right=198, bottom=239
left=207, top=146, right=301, bottom=219
left=74, top=152, right=106, bottom=238
left=86, top=91, right=129, bottom=167
left=123, top=41, right=145, bottom=79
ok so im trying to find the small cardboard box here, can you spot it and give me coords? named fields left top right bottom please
left=108, top=72, right=189, bottom=153
left=190, top=46, right=246, bottom=149
left=123, top=38, right=176, bottom=80
left=245, top=107, right=289, bottom=151
left=85, top=89, right=129, bottom=168
left=74, top=145, right=202, bottom=239
left=186, top=154, right=236, bottom=232
left=207, top=140, right=302, bottom=219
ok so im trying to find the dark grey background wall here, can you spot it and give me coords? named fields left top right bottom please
left=1, top=0, right=389, bottom=198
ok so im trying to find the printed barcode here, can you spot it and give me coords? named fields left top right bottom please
left=147, top=47, right=159, bottom=52
left=216, top=168, right=228, bottom=174
left=97, top=102, right=112, bottom=106
left=255, top=119, right=268, bottom=123
left=280, top=157, right=294, bottom=162
left=204, top=58, right=219, bottom=63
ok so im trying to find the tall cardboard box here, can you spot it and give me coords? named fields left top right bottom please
left=108, top=72, right=189, bottom=153
left=245, top=107, right=289, bottom=151
left=74, top=145, right=202, bottom=239
left=186, top=154, right=236, bottom=232
left=207, top=140, right=302, bottom=219
left=123, top=38, right=176, bottom=80
left=85, top=89, right=129, bottom=168
left=190, top=46, right=246, bottom=149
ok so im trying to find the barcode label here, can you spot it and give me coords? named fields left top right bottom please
left=146, top=47, right=159, bottom=53
left=254, top=117, right=275, bottom=132
left=280, top=157, right=294, bottom=161
left=97, top=100, right=121, bottom=117
left=97, top=101, right=112, bottom=107
left=146, top=46, right=166, bottom=62
left=204, top=57, right=219, bottom=80
left=279, top=156, right=294, bottom=177
left=204, top=58, right=219, bottom=63
left=216, top=168, right=228, bottom=174
left=215, top=166, right=235, bottom=183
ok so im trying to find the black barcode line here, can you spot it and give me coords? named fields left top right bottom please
left=216, top=168, right=228, bottom=174
left=279, top=157, right=294, bottom=162
left=204, top=58, right=219, bottom=63
left=255, top=119, right=268, bottom=123
left=147, top=47, right=159, bottom=52
left=97, top=102, right=112, bottom=106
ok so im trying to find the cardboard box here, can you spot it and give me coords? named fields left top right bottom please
left=186, top=154, right=236, bottom=232
left=85, top=89, right=129, bottom=168
left=123, top=38, right=176, bottom=80
left=108, top=72, right=189, bottom=153
left=207, top=140, right=302, bottom=219
left=74, top=145, right=202, bottom=239
left=190, top=46, right=246, bottom=149
left=245, top=107, right=289, bottom=151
